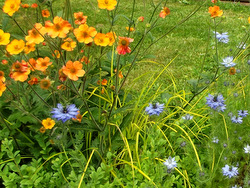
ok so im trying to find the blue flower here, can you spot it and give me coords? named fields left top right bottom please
left=163, top=156, right=177, bottom=170
left=212, top=137, right=219, bottom=143
left=238, top=110, right=248, bottom=117
left=206, top=94, right=226, bottom=112
left=232, top=185, right=242, bottom=188
left=51, top=103, right=79, bottom=123
left=213, top=31, right=229, bottom=43
left=182, top=114, right=193, bottom=120
left=231, top=116, right=243, bottom=124
left=221, top=56, right=236, bottom=68
left=145, top=103, right=164, bottom=116
left=222, top=164, right=238, bottom=178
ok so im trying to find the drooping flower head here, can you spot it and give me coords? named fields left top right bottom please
left=145, top=102, right=164, bottom=116
left=159, top=7, right=170, bottom=18
left=163, top=156, right=177, bottom=170
left=62, top=61, right=85, bottom=81
left=97, top=0, right=117, bottom=11
left=74, top=12, right=87, bottom=25
left=221, top=56, right=236, bottom=68
left=208, top=6, right=223, bottom=18
left=42, top=118, right=55, bottom=129
left=3, top=0, right=21, bottom=16
left=222, top=164, right=238, bottom=178
left=10, top=60, right=30, bottom=82
left=94, top=33, right=109, bottom=46
left=45, top=16, right=72, bottom=38
left=6, top=39, right=25, bottom=55
left=0, top=29, right=10, bottom=46
left=73, top=24, right=97, bottom=44
left=25, top=23, right=46, bottom=44
left=51, top=103, right=79, bottom=123
left=206, top=94, right=226, bottom=112
left=117, top=37, right=134, bottom=55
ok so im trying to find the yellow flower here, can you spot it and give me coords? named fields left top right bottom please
left=94, top=33, right=109, bottom=46
left=0, top=71, right=6, bottom=82
left=62, top=61, right=85, bottom=81
left=3, top=0, right=21, bottom=16
left=98, top=0, right=117, bottom=11
left=25, top=23, right=46, bottom=44
left=24, top=42, right=36, bottom=54
left=6, top=39, right=25, bottom=55
left=208, top=6, right=223, bottom=18
left=0, top=81, right=6, bottom=97
left=0, top=29, right=10, bottom=46
left=61, top=38, right=76, bottom=51
left=73, top=24, right=97, bottom=44
left=248, top=17, right=250, bottom=24
left=36, top=57, right=52, bottom=72
left=42, top=118, right=55, bottom=129
left=106, top=32, right=116, bottom=46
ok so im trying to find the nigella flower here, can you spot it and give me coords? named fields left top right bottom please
left=238, top=110, right=248, bottom=117
left=182, top=114, right=193, bottom=120
left=237, top=42, right=246, bottom=49
left=145, top=103, right=164, bottom=116
left=244, top=144, right=250, bottom=154
left=212, top=137, right=219, bottom=143
left=163, top=156, right=177, bottom=170
left=231, top=116, right=243, bottom=124
left=221, top=56, right=236, bottom=68
left=222, top=164, right=238, bottom=178
left=213, top=31, right=229, bottom=43
left=206, top=94, right=226, bottom=112
left=232, top=185, right=242, bottom=188
left=51, top=103, right=79, bottom=123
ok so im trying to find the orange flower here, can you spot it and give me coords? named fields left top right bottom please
left=62, top=61, right=85, bottom=81
left=45, top=16, right=72, bottom=38
left=0, top=81, right=6, bottom=97
left=59, top=68, right=67, bottom=82
left=159, top=7, right=170, bottom=18
left=0, top=71, right=6, bottom=82
left=3, top=0, right=21, bottom=16
left=6, top=39, right=25, bottom=55
left=229, top=67, right=236, bottom=75
left=42, top=9, right=50, bottom=17
left=97, top=0, right=117, bottom=11
left=61, top=38, right=76, bottom=51
left=42, top=118, right=55, bottom=129
left=39, top=126, right=46, bottom=133
left=94, top=33, right=109, bottom=46
left=211, top=0, right=217, bottom=3
left=248, top=17, right=250, bottom=24
left=28, top=77, right=39, bottom=85
left=24, top=42, right=36, bottom=54
left=126, top=27, right=135, bottom=32
left=80, top=56, right=90, bottom=65
left=116, top=37, right=134, bottom=55
left=1, top=60, right=8, bottom=65
left=31, top=3, right=38, bottom=8
left=28, top=58, right=37, bottom=71
left=10, top=60, right=30, bottom=82
left=36, top=57, right=52, bottom=72
left=53, top=50, right=61, bottom=58
left=114, top=69, right=123, bottom=78
left=0, top=29, right=10, bottom=46
left=97, top=78, right=108, bottom=85
left=57, top=84, right=66, bottom=90
left=21, top=4, right=29, bottom=8
left=72, top=111, right=82, bottom=122
left=73, top=24, right=97, bottom=44
left=106, top=32, right=116, bottom=46
left=25, top=23, right=46, bottom=44
left=40, top=78, right=51, bottom=89
left=74, top=12, right=87, bottom=25
left=208, top=6, right=223, bottom=18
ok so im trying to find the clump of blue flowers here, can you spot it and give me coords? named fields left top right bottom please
left=213, top=31, right=229, bottom=43
left=163, top=156, right=177, bottom=170
left=222, top=164, right=238, bottom=178
left=221, top=56, right=236, bottom=68
left=145, top=102, right=164, bottom=116
left=51, top=103, right=79, bottom=123
left=206, top=94, right=226, bottom=112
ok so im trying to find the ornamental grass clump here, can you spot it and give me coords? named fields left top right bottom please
left=0, top=0, right=249, bottom=187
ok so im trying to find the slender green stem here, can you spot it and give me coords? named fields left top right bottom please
left=28, top=85, right=51, bottom=108
left=10, top=17, right=26, bottom=36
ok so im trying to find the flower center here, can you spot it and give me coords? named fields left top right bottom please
left=70, top=68, right=76, bottom=74
left=121, top=39, right=128, bottom=46
left=82, top=31, right=88, bottom=38
left=104, top=0, right=109, bottom=4
left=54, top=24, right=61, bottom=31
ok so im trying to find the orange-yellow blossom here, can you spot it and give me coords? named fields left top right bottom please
left=0, top=81, right=6, bottom=97
left=208, top=6, right=223, bottom=18
left=3, top=0, right=21, bottom=16
left=10, top=60, right=30, bottom=82
left=94, top=33, right=109, bottom=46
left=36, top=57, right=52, bottom=71
left=98, top=0, right=117, bottom=11
left=0, top=29, right=10, bottom=45
left=25, top=23, right=46, bottom=44
left=42, top=118, right=55, bottom=129
left=6, top=39, right=25, bottom=55
left=62, top=61, right=85, bottom=81
left=74, top=24, right=97, bottom=44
